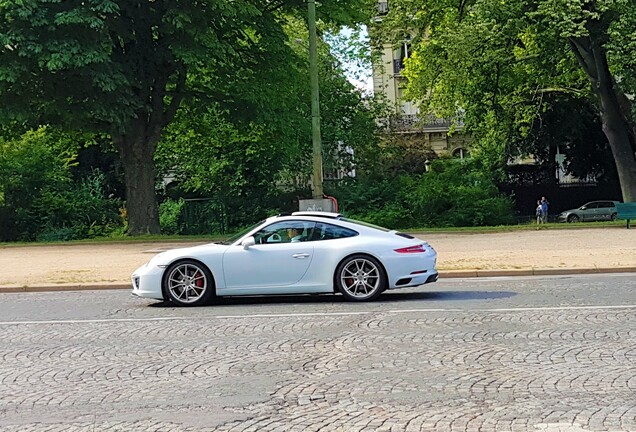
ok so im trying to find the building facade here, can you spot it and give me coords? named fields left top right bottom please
left=371, top=1, right=470, bottom=159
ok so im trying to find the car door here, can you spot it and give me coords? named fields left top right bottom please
left=222, top=220, right=315, bottom=290
left=596, top=201, right=615, bottom=220
left=582, top=202, right=599, bottom=221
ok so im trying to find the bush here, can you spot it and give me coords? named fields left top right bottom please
left=332, top=157, right=515, bottom=228
left=159, top=198, right=185, bottom=235
left=409, top=158, right=516, bottom=227
left=0, top=129, right=124, bottom=241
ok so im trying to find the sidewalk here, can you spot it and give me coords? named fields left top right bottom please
left=0, top=227, right=634, bottom=293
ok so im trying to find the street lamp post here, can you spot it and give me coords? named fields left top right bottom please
left=308, top=0, right=323, bottom=199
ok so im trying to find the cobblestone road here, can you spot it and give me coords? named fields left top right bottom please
left=1, top=274, right=635, bottom=431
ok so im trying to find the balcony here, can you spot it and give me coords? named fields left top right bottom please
left=389, top=114, right=459, bottom=132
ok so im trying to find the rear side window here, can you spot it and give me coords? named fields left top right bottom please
left=340, top=217, right=390, bottom=232
left=313, top=222, right=358, bottom=241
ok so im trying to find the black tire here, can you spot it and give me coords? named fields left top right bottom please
left=162, top=259, right=215, bottom=306
left=335, top=254, right=387, bottom=302
left=567, top=214, right=579, bottom=223
left=610, top=213, right=617, bottom=221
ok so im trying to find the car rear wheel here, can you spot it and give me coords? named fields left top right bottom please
left=567, top=214, right=579, bottom=223
left=162, top=260, right=215, bottom=306
left=335, top=254, right=386, bottom=302
left=610, top=213, right=617, bottom=221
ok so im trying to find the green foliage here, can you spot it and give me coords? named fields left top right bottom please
left=159, top=198, right=185, bottom=235
left=0, top=128, right=123, bottom=241
left=409, top=158, right=516, bottom=227
left=0, top=0, right=377, bottom=234
left=383, top=0, right=636, bottom=191
left=336, top=158, right=516, bottom=228
left=155, top=15, right=381, bottom=234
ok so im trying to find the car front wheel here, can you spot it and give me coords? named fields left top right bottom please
left=567, top=214, right=580, bottom=223
left=335, top=254, right=386, bottom=302
left=162, top=260, right=215, bottom=306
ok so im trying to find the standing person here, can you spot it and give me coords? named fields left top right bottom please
left=536, top=200, right=544, bottom=225
left=541, top=196, right=549, bottom=223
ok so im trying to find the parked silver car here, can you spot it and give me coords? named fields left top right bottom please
left=557, top=200, right=620, bottom=223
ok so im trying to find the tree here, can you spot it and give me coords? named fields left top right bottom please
left=155, top=16, right=381, bottom=229
left=381, top=0, right=636, bottom=201
left=0, top=0, right=374, bottom=234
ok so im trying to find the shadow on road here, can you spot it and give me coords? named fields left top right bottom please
left=148, top=289, right=516, bottom=308
left=383, top=290, right=517, bottom=302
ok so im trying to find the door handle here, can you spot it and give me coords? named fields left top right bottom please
left=292, top=253, right=310, bottom=259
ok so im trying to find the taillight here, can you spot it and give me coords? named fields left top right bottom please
left=394, top=244, right=426, bottom=253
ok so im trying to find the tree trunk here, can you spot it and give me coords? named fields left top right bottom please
left=115, top=127, right=161, bottom=235
left=570, top=36, right=636, bottom=202
left=597, top=92, right=636, bottom=202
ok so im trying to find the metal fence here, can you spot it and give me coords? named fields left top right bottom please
left=180, top=198, right=228, bottom=235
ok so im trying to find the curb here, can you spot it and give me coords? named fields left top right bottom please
left=441, top=267, right=636, bottom=278
left=1, top=267, right=635, bottom=293
left=0, top=282, right=130, bottom=293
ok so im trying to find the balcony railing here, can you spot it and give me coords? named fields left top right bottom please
left=389, top=114, right=460, bottom=132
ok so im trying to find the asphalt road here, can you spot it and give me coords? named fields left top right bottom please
left=1, top=274, right=635, bottom=431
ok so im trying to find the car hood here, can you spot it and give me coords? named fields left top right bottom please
left=147, top=243, right=228, bottom=266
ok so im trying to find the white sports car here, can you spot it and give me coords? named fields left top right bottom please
left=131, top=212, right=438, bottom=306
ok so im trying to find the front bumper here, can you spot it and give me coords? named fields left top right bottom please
left=131, top=263, right=165, bottom=300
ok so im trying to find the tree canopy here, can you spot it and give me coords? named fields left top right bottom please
left=380, top=0, right=636, bottom=201
left=154, top=16, right=380, bottom=228
left=0, top=0, right=375, bottom=234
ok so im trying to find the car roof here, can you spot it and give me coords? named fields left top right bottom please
left=265, top=211, right=344, bottom=223
left=291, top=211, right=343, bottom=219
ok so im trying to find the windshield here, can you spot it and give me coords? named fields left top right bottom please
left=217, top=220, right=265, bottom=245
left=341, top=217, right=390, bottom=232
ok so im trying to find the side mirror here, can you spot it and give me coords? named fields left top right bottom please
left=242, top=236, right=256, bottom=249
left=580, top=206, right=587, bottom=210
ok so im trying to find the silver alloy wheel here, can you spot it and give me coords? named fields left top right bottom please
left=339, top=258, right=381, bottom=299
left=166, top=263, right=208, bottom=304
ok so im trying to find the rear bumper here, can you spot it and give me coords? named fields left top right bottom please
left=425, top=272, right=439, bottom=284
left=388, top=271, right=438, bottom=290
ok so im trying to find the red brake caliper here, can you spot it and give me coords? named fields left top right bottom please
left=194, top=271, right=203, bottom=287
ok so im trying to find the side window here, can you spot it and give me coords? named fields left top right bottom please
left=253, top=221, right=316, bottom=244
left=585, top=202, right=598, bottom=209
left=599, top=202, right=614, bottom=208
left=313, top=222, right=358, bottom=241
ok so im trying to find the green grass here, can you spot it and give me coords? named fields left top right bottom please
left=0, top=233, right=226, bottom=248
